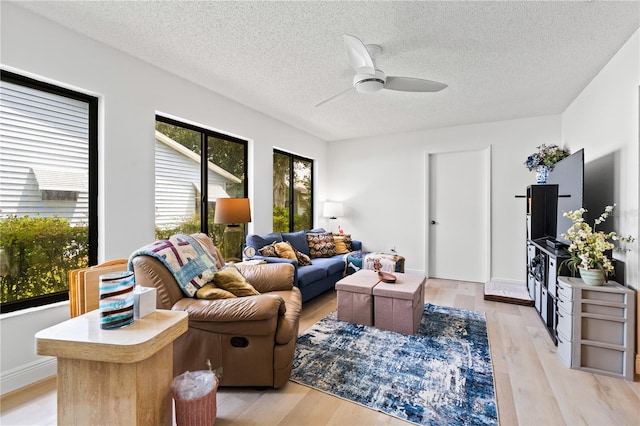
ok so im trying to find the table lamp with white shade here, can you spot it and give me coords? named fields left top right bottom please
left=323, top=202, right=344, bottom=233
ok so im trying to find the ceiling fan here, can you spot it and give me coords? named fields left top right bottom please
left=316, top=34, right=448, bottom=107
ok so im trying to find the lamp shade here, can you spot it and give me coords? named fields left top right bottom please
left=214, top=198, right=252, bottom=224
left=322, top=202, right=344, bottom=219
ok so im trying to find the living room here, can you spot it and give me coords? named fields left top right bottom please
left=1, top=1, right=639, bottom=425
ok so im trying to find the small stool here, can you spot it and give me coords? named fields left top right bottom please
left=335, top=270, right=379, bottom=326
left=373, top=273, right=426, bottom=334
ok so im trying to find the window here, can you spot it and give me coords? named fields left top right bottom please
left=154, top=116, right=248, bottom=248
left=273, top=149, right=313, bottom=232
left=0, top=70, right=98, bottom=313
left=42, top=190, right=78, bottom=201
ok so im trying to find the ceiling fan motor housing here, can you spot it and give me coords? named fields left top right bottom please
left=354, top=70, right=386, bottom=93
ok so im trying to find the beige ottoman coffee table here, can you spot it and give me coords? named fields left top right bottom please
left=335, top=269, right=380, bottom=326
left=373, top=272, right=426, bottom=334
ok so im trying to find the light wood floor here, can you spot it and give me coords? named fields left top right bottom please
left=2, top=278, right=639, bottom=425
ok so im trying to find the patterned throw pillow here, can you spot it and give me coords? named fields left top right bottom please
left=258, top=241, right=278, bottom=257
left=306, top=232, right=336, bottom=258
left=274, top=241, right=298, bottom=260
left=333, top=234, right=352, bottom=254
left=294, top=248, right=312, bottom=266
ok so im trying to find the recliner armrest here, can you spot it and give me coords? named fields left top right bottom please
left=172, top=294, right=285, bottom=322
left=274, top=288, right=302, bottom=345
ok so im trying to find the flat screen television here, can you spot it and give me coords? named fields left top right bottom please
left=583, top=152, right=616, bottom=235
left=546, top=149, right=584, bottom=245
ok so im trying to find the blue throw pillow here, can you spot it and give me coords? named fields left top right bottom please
left=246, top=232, right=283, bottom=250
left=282, top=230, right=311, bottom=256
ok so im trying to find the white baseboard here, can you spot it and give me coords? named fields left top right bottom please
left=0, top=357, right=57, bottom=395
left=488, top=278, right=526, bottom=286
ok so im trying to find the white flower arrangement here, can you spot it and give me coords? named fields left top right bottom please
left=561, top=205, right=634, bottom=277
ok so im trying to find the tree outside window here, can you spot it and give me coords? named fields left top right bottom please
left=273, top=150, right=313, bottom=232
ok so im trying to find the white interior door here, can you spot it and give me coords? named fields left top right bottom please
left=427, top=148, right=489, bottom=282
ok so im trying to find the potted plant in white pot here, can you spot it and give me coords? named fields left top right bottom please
left=561, top=205, right=634, bottom=285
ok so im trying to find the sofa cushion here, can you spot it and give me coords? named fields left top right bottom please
left=274, top=241, right=298, bottom=260
left=246, top=232, right=283, bottom=250
left=212, top=265, right=260, bottom=297
left=306, top=232, right=336, bottom=258
left=333, top=234, right=352, bottom=254
left=309, top=256, right=345, bottom=276
left=282, top=230, right=311, bottom=256
left=296, top=265, right=327, bottom=288
left=196, top=284, right=237, bottom=300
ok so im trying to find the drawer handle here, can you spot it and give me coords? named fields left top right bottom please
left=558, top=313, right=563, bottom=318
left=557, top=336, right=563, bottom=344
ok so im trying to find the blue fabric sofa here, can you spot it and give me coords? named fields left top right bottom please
left=245, top=229, right=362, bottom=303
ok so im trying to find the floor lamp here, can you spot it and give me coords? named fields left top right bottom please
left=214, top=198, right=251, bottom=262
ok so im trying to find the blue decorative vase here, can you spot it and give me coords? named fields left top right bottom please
left=99, top=271, right=135, bottom=329
left=536, top=165, right=549, bottom=184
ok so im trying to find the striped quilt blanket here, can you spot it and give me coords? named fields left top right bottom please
left=128, top=234, right=218, bottom=297
left=344, top=251, right=405, bottom=275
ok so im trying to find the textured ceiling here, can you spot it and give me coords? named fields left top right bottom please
left=12, top=1, right=640, bottom=142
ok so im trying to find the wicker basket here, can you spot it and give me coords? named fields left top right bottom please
left=173, top=383, right=217, bottom=426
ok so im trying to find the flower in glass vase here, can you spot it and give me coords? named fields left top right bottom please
left=561, top=205, right=635, bottom=285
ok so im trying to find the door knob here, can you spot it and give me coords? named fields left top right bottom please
left=431, top=220, right=437, bottom=225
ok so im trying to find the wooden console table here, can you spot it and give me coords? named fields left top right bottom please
left=35, top=309, right=188, bottom=425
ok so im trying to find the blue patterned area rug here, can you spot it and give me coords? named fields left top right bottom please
left=290, top=303, right=498, bottom=426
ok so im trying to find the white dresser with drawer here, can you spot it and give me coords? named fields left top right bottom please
left=556, top=277, right=636, bottom=380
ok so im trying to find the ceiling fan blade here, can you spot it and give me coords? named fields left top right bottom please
left=343, top=34, right=375, bottom=75
left=384, top=76, right=448, bottom=92
left=315, top=86, right=354, bottom=107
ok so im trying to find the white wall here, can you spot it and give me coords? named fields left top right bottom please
left=0, top=3, right=329, bottom=394
left=0, top=302, right=64, bottom=394
left=562, top=29, right=639, bottom=291
left=327, top=115, right=562, bottom=281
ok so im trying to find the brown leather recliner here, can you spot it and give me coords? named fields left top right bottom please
left=131, top=233, right=302, bottom=388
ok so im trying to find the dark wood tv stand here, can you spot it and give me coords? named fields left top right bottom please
left=527, top=237, right=569, bottom=344
left=523, top=184, right=570, bottom=344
